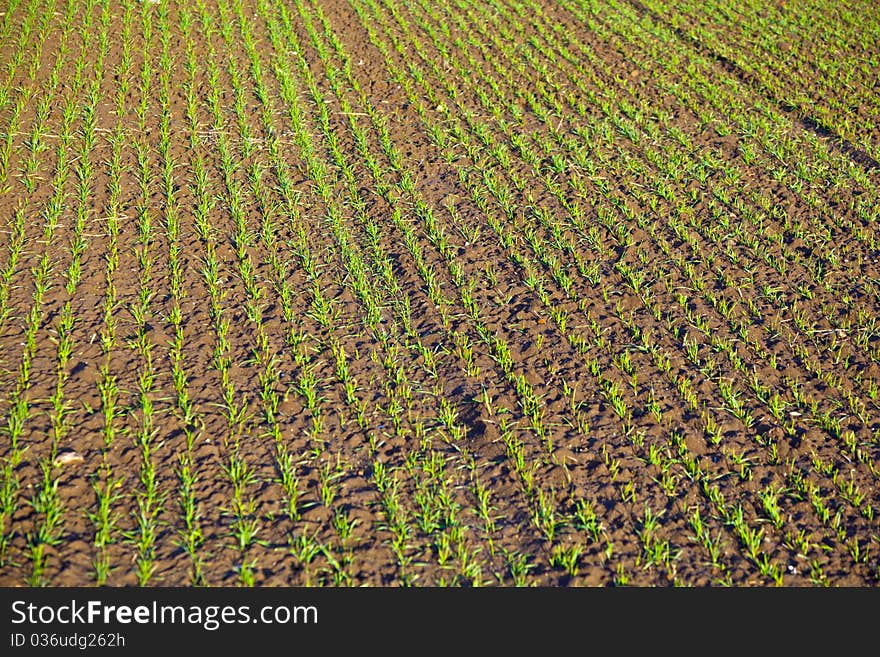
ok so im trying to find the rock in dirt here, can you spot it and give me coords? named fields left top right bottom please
left=54, top=450, right=85, bottom=467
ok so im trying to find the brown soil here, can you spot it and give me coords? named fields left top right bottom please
left=0, top=0, right=878, bottom=587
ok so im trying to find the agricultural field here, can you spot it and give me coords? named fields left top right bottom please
left=0, top=0, right=878, bottom=588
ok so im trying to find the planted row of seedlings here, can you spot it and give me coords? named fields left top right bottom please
left=344, top=0, right=668, bottom=580
left=0, top=0, right=112, bottom=583
left=0, top=0, right=75, bottom=266
left=0, top=0, right=63, bottom=177
left=39, top=0, right=112, bottom=585
left=89, top=0, right=136, bottom=585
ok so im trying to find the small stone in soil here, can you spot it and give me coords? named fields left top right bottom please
left=54, top=451, right=85, bottom=467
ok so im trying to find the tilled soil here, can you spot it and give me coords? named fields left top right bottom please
left=0, top=0, right=878, bottom=587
